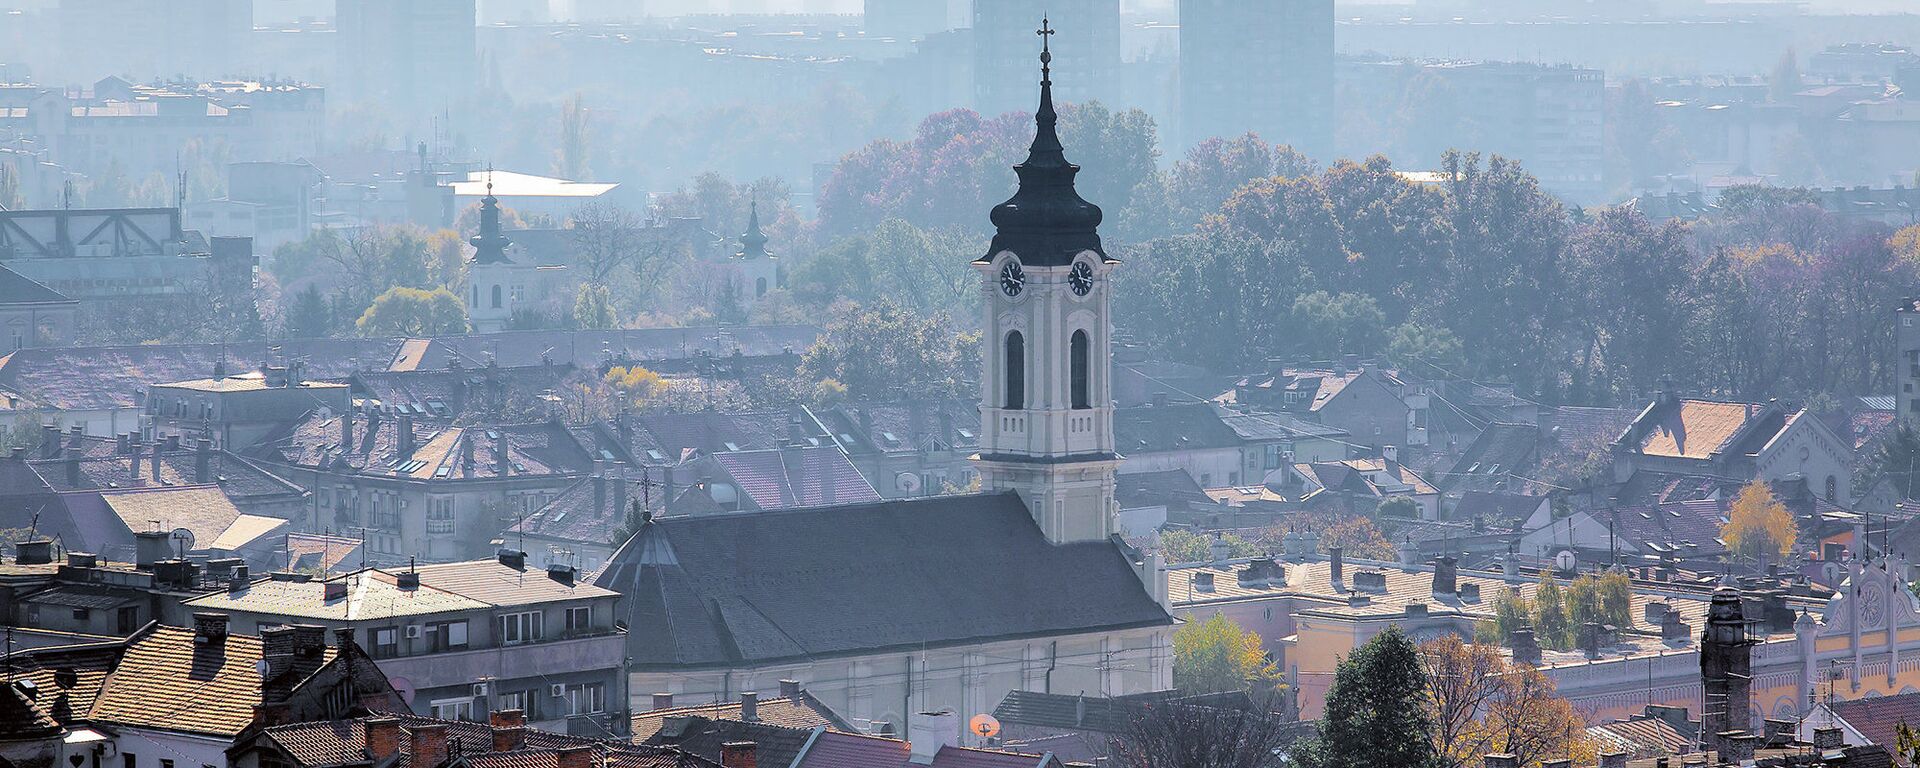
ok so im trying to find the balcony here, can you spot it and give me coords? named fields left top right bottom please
left=370, top=631, right=625, bottom=691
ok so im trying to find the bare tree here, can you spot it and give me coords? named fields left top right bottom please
left=568, top=201, right=669, bottom=284
left=1108, top=701, right=1298, bottom=768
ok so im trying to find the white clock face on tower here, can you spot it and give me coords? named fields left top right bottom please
left=999, top=261, right=1026, bottom=297
left=1069, top=261, right=1094, bottom=296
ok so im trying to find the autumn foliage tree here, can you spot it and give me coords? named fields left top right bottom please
left=1421, top=635, right=1595, bottom=768
left=1172, top=614, right=1277, bottom=696
left=1722, top=480, right=1797, bottom=564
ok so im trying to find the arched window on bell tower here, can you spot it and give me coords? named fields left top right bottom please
left=1004, top=331, right=1026, bottom=410
left=1070, top=329, right=1090, bottom=409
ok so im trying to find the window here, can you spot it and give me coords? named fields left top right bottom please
left=498, top=689, right=535, bottom=719
left=755, top=277, right=768, bottom=297
left=1003, top=331, right=1025, bottom=410
left=124, top=755, right=136, bottom=768
left=431, top=697, right=476, bottom=721
left=499, top=611, right=543, bottom=645
left=428, top=497, right=455, bottom=535
left=161, top=760, right=173, bottom=768
left=426, top=620, right=469, bottom=652
left=117, top=606, right=138, bottom=634
left=490, top=285, right=503, bottom=308
left=72, top=608, right=90, bottom=621
left=373, top=627, right=398, bottom=658
left=1070, top=330, right=1091, bottom=409
left=560, top=682, right=606, bottom=715
left=1827, top=475, right=1838, bottom=502
left=565, top=606, right=592, bottom=632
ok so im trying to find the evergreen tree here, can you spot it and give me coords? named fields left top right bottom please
left=1870, top=422, right=1920, bottom=501
left=1295, top=625, right=1439, bottom=768
left=282, top=284, right=332, bottom=339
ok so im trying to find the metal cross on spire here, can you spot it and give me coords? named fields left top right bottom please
left=1037, top=17, right=1054, bottom=83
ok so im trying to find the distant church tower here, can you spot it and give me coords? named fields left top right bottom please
left=731, top=201, right=779, bottom=310
left=466, top=175, right=527, bottom=333
left=972, top=19, right=1120, bottom=546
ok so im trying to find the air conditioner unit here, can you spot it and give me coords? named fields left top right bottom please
left=471, top=682, right=489, bottom=697
left=404, top=625, right=421, bottom=640
left=549, top=683, right=568, bottom=698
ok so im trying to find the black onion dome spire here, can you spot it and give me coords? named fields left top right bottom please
left=982, top=18, right=1105, bottom=267
left=738, top=200, right=771, bottom=259
left=469, top=169, right=513, bottom=265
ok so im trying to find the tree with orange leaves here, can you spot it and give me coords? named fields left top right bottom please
left=1722, top=480, right=1797, bottom=565
left=1421, top=635, right=1595, bottom=768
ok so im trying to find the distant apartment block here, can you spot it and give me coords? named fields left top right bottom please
left=1179, top=0, right=1334, bottom=159
left=972, top=0, right=1120, bottom=117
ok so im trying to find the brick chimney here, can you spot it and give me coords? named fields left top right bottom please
left=366, top=718, right=402, bottom=760
left=195, top=438, right=213, bottom=483
left=289, top=624, right=329, bottom=682
left=721, top=742, right=757, bottom=768
left=489, top=709, right=525, bottom=728
left=409, top=723, right=450, bottom=768
left=397, top=413, right=415, bottom=457
left=554, top=746, right=594, bottom=768
left=1813, top=727, right=1844, bottom=750
left=1719, top=731, right=1757, bottom=764
left=1432, top=555, right=1458, bottom=597
left=490, top=725, right=525, bottom=753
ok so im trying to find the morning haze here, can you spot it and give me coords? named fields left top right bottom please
left=0, top=1, right=1917, bottom=767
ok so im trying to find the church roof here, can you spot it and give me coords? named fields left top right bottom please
left=591, top=492, right=1170, bottom=669
left=469, top=175, right=514, bottom=265
left=981, top=21, right=1106, bottom=268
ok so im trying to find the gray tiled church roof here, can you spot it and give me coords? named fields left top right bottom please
left=592, top=492, right=1170, bottom=669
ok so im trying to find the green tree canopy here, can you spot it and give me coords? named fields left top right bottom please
left=355, top=287, right=467, bottom=337
left=1295, top=625, right=1439, bottom=768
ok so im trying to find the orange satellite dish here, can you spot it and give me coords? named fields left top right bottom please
left=969, top=713, right=1001, bottom=739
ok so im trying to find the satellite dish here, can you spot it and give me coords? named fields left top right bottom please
left=254, top=659, right=272, bottom=678
left=969, top=713, right=1001, bottom=739
left=897, top=473, right=922, bottom=494
left=170, top=528, right=195, bottom=553
left=1553, top=549, right=1577, bottom=573
left=389, top=676, right=416, bottom=706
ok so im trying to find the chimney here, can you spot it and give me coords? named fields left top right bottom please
left=67, top=424, right=82, bottom=450
left=127, top=445, right=142, bottom=482
left=164, top=434, right=180, bottom=452
left=341, top=407, right=354, bottom=452
left=15, top=539, right=53, bottom=564
left=907, top=710, right=961, bottom=764
left=1193, top=571, right=1215, bottom=592
left=192, top=612, right=229, bottom=645
left=490, top=725, right=526, bottom=753
left=150, top=442, right=162, bottom=481
left=1432, top=555, right=1458, bottom=596
left=462, top=434, right=476, bottom=472
left=779, top=679, right=801, bottom=699
left=39, top=424, right=58, bottom=459
left=1813, top=727, right=1844, bottom=750
left=324, top=580, right=348, bottom=601
left=289, top=624, right=329, bottom=681
left=554, top=746, right=594, bottom=768
left=739, top=691, right=758, bottom=722
left=1209, top=531, right=1231, bottom=565
left=116, top=432, right=129, bottom=454
left=612, top=462, right=628, bottom=517
left=134, top=530, right=171, bottom=568
left=195, top=438, right=212, bottom=483
left=1484, top=755, right=1519, bottom=768
left=397, top=414, right=415, bottom=457
left=64, top=551, right=95, bottom=568
left=663, top=465, right=676, bottom=515
left=651, top=693, right=675, bottom=711
left=409, top=723, right=450, bottom=768
left=1598, top=752, right=1628, bottom=768
left=366, top=718, right=403, bottom=761
left=260, top=625, right=296, bottom=702
left=498, top=549, right=526, bottom=570
left=1383, top=444, right=1399, bottom=464
left=593, top=460, right=607, bottom=514
left=1329, top=545, right=1344, bottom=587
left=721, top=742, right=758, bottom=768
left=1720, top=732, right=1758, bottom=764
left=489, top=709, right=525, bottom=729
left=1540, top=761, right=1571, bottom=768
left=494, top=431, right=509, bottom=475
left=228, top=564, right=250, bottom=592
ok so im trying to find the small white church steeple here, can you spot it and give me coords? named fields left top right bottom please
left=466, top=171, right=529, bottom=333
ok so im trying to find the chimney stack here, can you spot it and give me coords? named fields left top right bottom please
left=409, top=723, right=450, bottom=768
left=192, top=612, right=229, bottom=645
left=740, top=691, right=758, bottom=722
left=612, top=462, right=628, bottom=518
left=779, top=679, right=801, bottom=698
left=366, top=718, right=403, bottom=761
left=133, top=530, right=170, bottom=568
left=1432, top=555, right=1458, bottom=597
left=554, top=746, right=594, bottom=768
left=490, top=725, right=526, bottom=753
left=721, top=742, right=758, bottom=768
left=150, top=442, right=162, bottom=481
left=397, top=414, right=415, bottom=457
left=593, top=460, right=607, bottom=514
left=15, top=539, right=53, bottom=564
left=1329, top=545, right=1344, bottom=587
left=194, top=438, right=214, bottom=483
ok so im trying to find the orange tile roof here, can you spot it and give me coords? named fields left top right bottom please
left=88, top=625, right=333, bottom=737
left=1638, top=400, right=1753, bottom=459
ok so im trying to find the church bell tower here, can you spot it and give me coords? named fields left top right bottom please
left=972, top=19, right=1120, bottom=545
